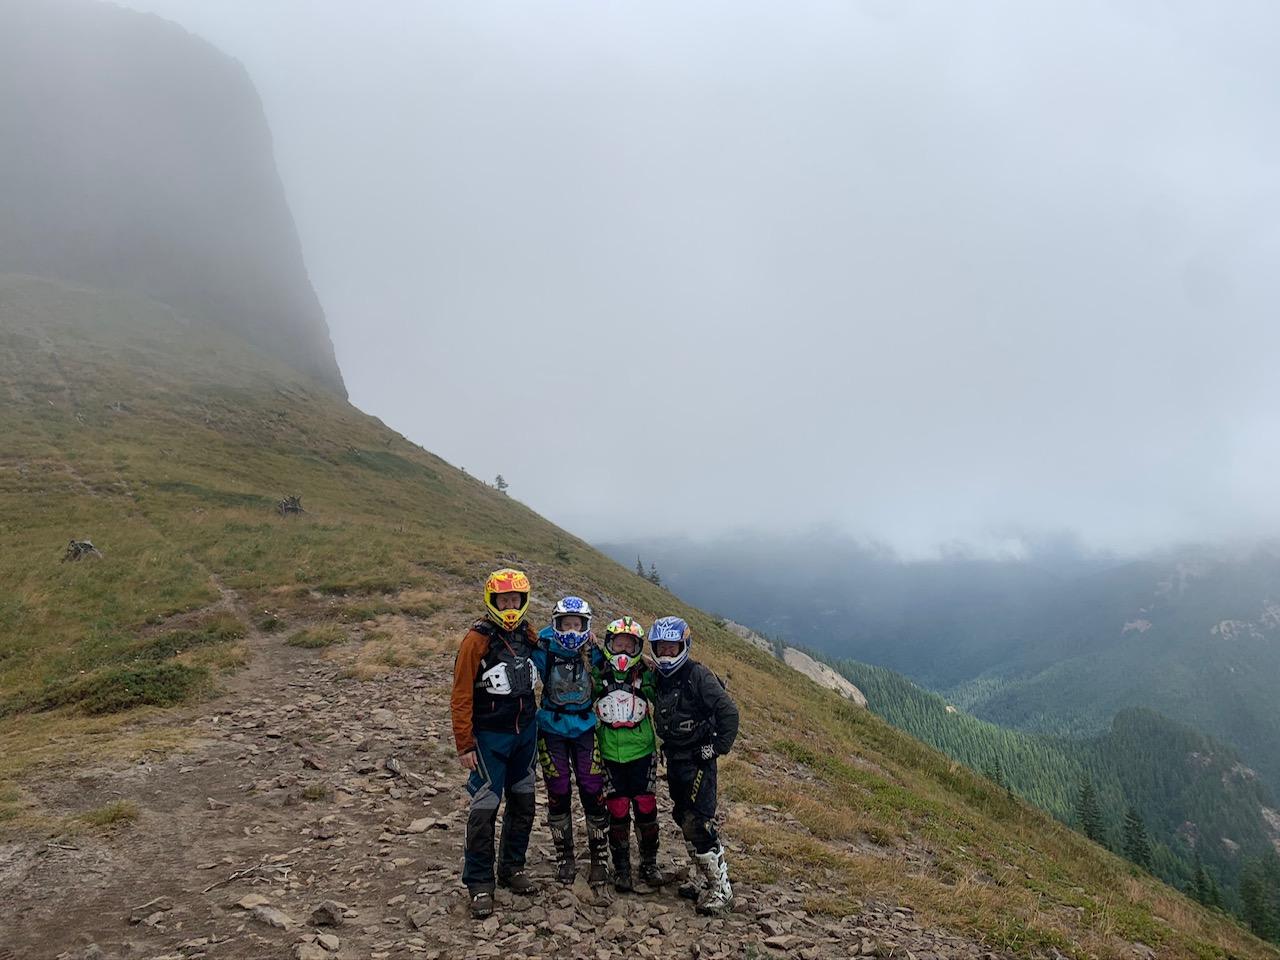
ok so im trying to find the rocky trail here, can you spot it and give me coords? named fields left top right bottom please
left=1, top=614, right=1009, bottom=960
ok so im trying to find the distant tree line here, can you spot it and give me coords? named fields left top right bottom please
left=1239, top=852, right=1280, bottom=942
left=833, top=658, right=1280, bottom=936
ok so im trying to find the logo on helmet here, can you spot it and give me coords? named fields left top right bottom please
left=484, top=568, right=531, bottom=630
left=647, top=616, right=692, bottom=675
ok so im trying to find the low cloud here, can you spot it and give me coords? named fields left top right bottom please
left=122, top=0, right=1280, bottom=555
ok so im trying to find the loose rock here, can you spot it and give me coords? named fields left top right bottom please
left=309, top=900, right=346, bottom=926
left=251, top=904, right=297, bottom=928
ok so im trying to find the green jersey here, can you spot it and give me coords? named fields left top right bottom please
left=592, top=662, right=657, bottom=763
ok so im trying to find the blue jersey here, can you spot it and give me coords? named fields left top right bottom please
left=533, top=625, right=605, bottom=738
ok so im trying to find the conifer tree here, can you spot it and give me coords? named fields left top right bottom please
left=1261, top=852, right=1280, bottom=941
left=1207, top=874, right=1222, bottom=910
left=1192, top=854, right=1210, bottom=906
left=1239, top=856, right=1280, bottom=940
left=1240, top=868, right=1268, bottom=936
left=635, top=556, right=645, bottom=577
left=647, top=562, right=662, bottom=586
left=1075, top=776, right=1105, bottom=845
left=1122, top=805, right=1153, bottom=870
left=494, top=474, right=508, bottom=493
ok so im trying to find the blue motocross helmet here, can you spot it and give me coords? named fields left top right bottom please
left=551, top=596, right=592, bottom=652
left=648, top=616, right=692, bottom=674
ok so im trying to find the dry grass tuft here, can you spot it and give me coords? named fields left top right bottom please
left=80, top=799, right=138, bottom=828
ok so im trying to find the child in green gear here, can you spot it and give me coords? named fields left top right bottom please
left=593, top=616, right=663, bottom=891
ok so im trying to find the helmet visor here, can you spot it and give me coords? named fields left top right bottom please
left=653, top=640, right=683, bottom=659
left=554, top=613, right=587, bottom=633
left=608, top=633, right=640, bottom=656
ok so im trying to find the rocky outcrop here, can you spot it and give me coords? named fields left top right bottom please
left=1262, top=807, right=1280, bottom=854
left=782, top=647, right=868, bottom=707
left=723, top=619, right=776, bottom=656
left=724, top=620, right=868, bottom=707
left=0, top=0, right=345, bottom=395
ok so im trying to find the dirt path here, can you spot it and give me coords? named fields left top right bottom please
left=0, top=613, right=1007, bottom=960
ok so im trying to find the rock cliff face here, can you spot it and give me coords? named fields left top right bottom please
left=0, top=0, right=345, bottom=395
left=723, top=619, right=777, bottom=656
left=782, top=647, right=869, bottom=707
left=724, top=620, right=868, bottom=707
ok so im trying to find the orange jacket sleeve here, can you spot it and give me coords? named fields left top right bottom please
left=451, top=628, right=488, bottom=755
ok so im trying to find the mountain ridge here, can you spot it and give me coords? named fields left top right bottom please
left=600, top=535, right=1280, bottom=799
left=2, top=273, right=1276, bottom=957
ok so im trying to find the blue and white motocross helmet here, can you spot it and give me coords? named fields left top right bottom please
left=648, top=616, right=691, bottom=675
left=551, top=596, right=592, bottom=652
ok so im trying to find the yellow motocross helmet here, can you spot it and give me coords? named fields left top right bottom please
left=484, top=567, right=531, bottom=630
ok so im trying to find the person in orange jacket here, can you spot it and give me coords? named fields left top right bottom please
left=451, top=568, right=540, bottom=919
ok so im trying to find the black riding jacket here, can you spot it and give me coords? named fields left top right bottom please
left=653, top=660, right=739, bottom=761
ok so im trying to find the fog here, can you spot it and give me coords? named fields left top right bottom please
left=120, top=1, right=1280, bottom=557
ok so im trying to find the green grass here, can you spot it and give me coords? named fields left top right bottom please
left=2, top=663, right=210, bottom=717
left=80, top=799, right=138, bottom=827
left=131, top=612, right=245, bottom=661
left=286, top=625, right=347, bottom=649
left=335, top=600, right=396, bottom=621
left=396, top=599, right=444, bottom=619
left=1, top=273, right=1275, bottom=960
left=0, top=784, right=20, bottom=822
left=150, top=480, right=275, bottom=510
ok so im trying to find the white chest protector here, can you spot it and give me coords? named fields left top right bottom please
left=595, top=686, right=649, bottom=728
left=478, top=659, right=537, bottom=696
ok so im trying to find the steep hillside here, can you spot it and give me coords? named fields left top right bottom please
left=0, top=0, right=344, bottom=394
left=834, top=659, right=1280, bottom=897
left=1, top=274, right=1277, bottom=959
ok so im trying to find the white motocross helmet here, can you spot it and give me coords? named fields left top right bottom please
left=551, top=596, right=592, bottom=652
left=647, top=616, right=691, bottom=675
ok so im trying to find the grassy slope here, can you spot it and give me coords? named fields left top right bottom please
left=0, top=273, right=1274, bottom=960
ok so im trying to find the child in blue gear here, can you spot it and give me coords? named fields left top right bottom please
left=532, top=596, right=610, bottom=884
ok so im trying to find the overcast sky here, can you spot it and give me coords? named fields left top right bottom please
left=120, top=0, right=1280, bottom=557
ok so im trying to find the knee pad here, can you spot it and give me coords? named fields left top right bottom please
left=580, top=787, right=607, bottom=817
left=505, top=789, right=535, bottom=819
left=510, top=766, right=538, bottom=795
left=546, top=790, right=572, bottom=816
left=606, top=795, right=632, bottom=820
left=634, top=793, right=658, bottom=817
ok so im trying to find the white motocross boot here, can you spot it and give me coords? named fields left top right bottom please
left=693, top=844, right=733, bottom=915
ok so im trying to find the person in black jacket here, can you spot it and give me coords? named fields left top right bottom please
left=648, top=616, right=739, bottom=915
